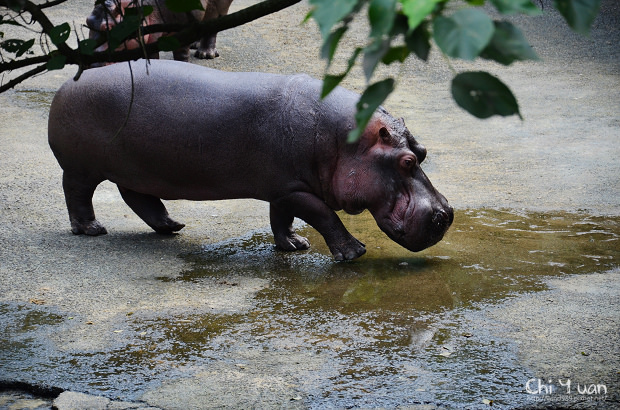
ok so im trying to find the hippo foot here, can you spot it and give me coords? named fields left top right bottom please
left=152, top=218, right=186, bottom=235
left=274, top=232, right=310, bottom=252
left=71, top=219, right=108, bottom=236
left=194, top=48, right=219, bottom=59
left=329, top=237, right=366, bottom=261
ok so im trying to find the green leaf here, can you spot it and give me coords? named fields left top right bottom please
left=108, top=15, right=141, bottom=51
left=79, top=38, right=97, bottom=56
left=16, top=38, right=34, bottom=57
left=1, top=39, right=19, bottom=53
left=349, top=78, right=395, bottom=142
left=451, top=71, right=521, bottom=119
left=322, top=74, right=346, bottom=97
left=389, top=13, right=408, bottom=36
left=46, top=53, right=67, bottom=71
left=321, top=47, right=362, bottom=98
left=309, top=0, right=358, bottom=39
left=320, top=25, right=348, bottom=67
left=124, top=5, right=154, bottom=18
left=369, top=0, right=396, bottom=40
left=405, top=20, right=431, bottom=61
left=433, top=9, right=494, bottom=60
left=554, top=0, right=601, bottom=34
left=164, top=0, right=204, bottom=13
left=5, top=0, right=26, bottom=12
left=401, top=0, right=441, bottom=31
left=382, top=45, right=410, bottom=64
left=157, top=36, right=181, bottom=52
left=480, top=21, right=539, bottom=65
left=0, top=38, right=33, bottom=56
left=49, top=22, right=70, bottom=46
left=363, top=38, right=390, bottom=81
left=1, top=38, right=20, bottom=52
left=489, top=0, right=542, bottom=15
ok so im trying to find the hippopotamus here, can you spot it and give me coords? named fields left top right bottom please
left=86, top=0, right=233, bottom=62
left=48, top=60, right=453, bottom=260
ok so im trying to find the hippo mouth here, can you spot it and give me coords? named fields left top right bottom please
left=372, top=189, right=452, bottom=252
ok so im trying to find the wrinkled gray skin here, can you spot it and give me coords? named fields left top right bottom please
left=86, top=0, right=233, bottom=62
left=48, top=60, right=453, bottom=260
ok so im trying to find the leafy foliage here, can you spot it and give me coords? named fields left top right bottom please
left=49, top=22, right=70, bottom=46
left=0, top=37, right=33, bottom=56
left=480, top=21, right=539, bottom=65
left=0, top=0, right=603, bottom=133
left=306, top=0, right=600, bottom=140
left=433, top=9, right=494, bottom=60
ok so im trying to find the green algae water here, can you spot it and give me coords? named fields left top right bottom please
left=1, top=209, right=618, bottom=407
left=181, top=209, right=618, bottom=312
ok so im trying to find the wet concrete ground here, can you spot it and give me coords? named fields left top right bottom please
left=1, top=0, right=619, bottom=408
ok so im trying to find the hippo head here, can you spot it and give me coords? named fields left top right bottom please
left=86, top=0, right=148, bottom=66
left=332, top=110, right=453, bottom=252
left=86, top=0, right=122, bottom=47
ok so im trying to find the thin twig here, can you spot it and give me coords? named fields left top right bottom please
left=0, top=62, right=46, bottom=92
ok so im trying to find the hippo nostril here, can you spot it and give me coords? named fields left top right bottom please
left=432, top=209, right=451, bottom=229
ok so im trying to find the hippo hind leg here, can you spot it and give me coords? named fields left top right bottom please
left=269, top=203, right=310, bottom=251
left=117, top=186, right=185, bottom=234
left=62, top=172, right=107, bottom=236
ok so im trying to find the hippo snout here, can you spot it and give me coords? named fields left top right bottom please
left=432, top=206, right=454, bottom=232
left=413, top=202, right=453, bottom=250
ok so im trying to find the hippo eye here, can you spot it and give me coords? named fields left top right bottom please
left=400, top=156, right=417, bottom=171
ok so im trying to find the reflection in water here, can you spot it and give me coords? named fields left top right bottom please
left=1, top=210, right=617, bottom=406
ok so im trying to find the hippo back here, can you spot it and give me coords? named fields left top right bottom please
left=48, top=60, right=358, bottom=201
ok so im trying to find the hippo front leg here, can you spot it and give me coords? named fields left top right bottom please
left=194, top=34, right=219, bottom=59
left=270, top=193, right=366, bottom=261
left=172, top=45, right=191, bottom=62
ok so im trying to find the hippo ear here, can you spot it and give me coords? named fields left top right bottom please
left=379, top=127, right=393, bottom=145
left=398, top=117, right=405, bottom=127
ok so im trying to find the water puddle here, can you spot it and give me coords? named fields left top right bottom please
left=181, top=208, right=618, bottom=312
left=166, top=209, right=618, bottom=406
left=1, top=209, right=618, bottom=407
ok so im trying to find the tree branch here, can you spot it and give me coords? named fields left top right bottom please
left=0, top=62, right=46, bottom=92
left=39, top=0, right=69, bottom=10
left=0, top=55, right=49, bottom=71
left=0, top=0, right=302, bottom=91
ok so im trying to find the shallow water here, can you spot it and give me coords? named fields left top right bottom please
left=1, top=209, right=618, bottom=407
left=182, top=208, right=618, bottom=311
